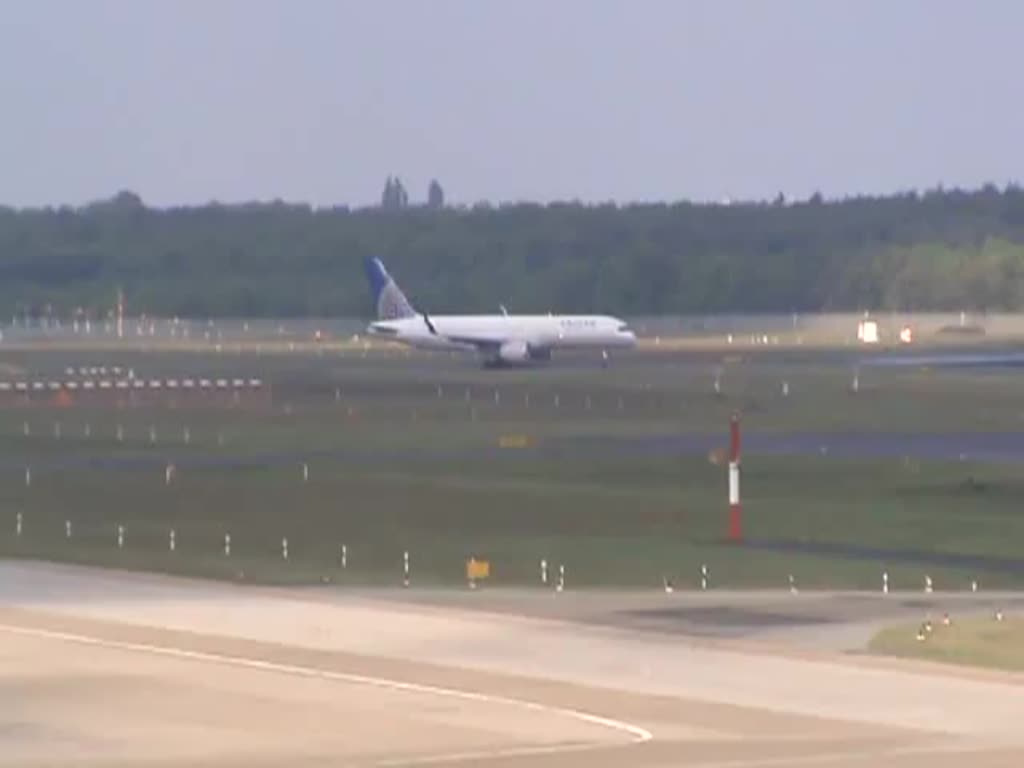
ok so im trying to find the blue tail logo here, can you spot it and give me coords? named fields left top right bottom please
left=364, top=257, right=416, bottom=320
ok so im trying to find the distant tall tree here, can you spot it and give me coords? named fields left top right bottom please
left=110, top=189, right=144, bottom=209
left=84, top=189, right=145, bottom=212
left=427, top=179, right=445, bottom=209
left=395, top=177, right=409, bottom=208
left=381, top=176, right=409, bottom=210
left=381, top=176, right=396, bottom=208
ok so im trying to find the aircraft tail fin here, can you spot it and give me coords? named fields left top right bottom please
left=364, top=257, right=416, bottom=320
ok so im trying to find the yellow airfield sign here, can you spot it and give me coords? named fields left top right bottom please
left=466, top=558, right=491, bottom=581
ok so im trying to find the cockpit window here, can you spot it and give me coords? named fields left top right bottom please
left=371, top=325, right=398, bottom=336
left=618, top=324, right=632, bottom=333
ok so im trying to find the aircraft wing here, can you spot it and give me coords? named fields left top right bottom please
left=421, top=314, right=547, bottom=357
left=421, top=314, right=505, bottom=350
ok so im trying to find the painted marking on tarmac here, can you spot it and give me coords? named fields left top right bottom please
left=0, top=621, right=653, bottom=763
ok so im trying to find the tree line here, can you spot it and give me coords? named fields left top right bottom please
left=1, top=185, right=1023, bottom=318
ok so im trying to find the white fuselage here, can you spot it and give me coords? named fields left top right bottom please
left=368, top=314, right=637, bottom=359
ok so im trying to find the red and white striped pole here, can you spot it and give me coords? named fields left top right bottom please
left=727, top=412, right=743, bottom=542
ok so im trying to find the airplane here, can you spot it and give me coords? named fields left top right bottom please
left=364, top=257, right=637, bottom=367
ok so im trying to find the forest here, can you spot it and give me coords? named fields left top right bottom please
left=1, top=184, right=1023, bottom=318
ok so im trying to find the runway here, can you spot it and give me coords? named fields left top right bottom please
left=7, top=430, right=1024, bottom=478
left=554, top=431, right=1024, bottom=463
left=2, top=562, right=1022, bottom=767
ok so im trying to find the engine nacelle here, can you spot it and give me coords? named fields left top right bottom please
left=498, top=339, right=531, bottom=362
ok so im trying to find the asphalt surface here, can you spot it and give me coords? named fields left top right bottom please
left=1, top=561, right=1023, bottom=767
left=552, top=431, right=1024, bottom=462
left=742, top=538, right=1024, bottom=575
left=6, top=431, right=1024, bottom=475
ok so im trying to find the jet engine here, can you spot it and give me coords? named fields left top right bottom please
left=497, top=339, right=531, bottom=362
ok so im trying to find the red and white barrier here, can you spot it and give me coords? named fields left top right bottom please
left=0, top=377, right=263, bottom=393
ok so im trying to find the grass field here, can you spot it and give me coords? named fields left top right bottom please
left=870, top=617, right=1024, bottom=673
left=0, top=340, right=1023, bottom=589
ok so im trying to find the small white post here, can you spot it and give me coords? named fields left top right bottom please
left=403, top=550, right=410, bottom=587
left=169, top=528, right=176, bottom=552
left=556, top=564, right=565, bottom=593
left=224, top=533, right=231, bottom=557
left=540, top=558, right=548, bottom=586
left=116, top=424, right=124, bottom=442
left=24, top=467, right=30, bottom=487
left=882, top=571, right=890, bottom=594
left=15, top=512, right=22, bottom=537
left=335, top=387, right=341, bottom=403
left=851, top=369, right=860, bottom=393
left=788, top=574, right=798, bottom=594
left=117, top=524, right=124, bottom=549
left=701, top=563, right=709, bottom=591
left=924, top=574, right=933, bottom=594
left=183, top=426, right=190, bottom=445
left=971, top=579, right=979, bottom=593
left=165, top=464, right=174, bottom=485
left=281, top=537, right=289, bottom=560
left=302, top=463, right=309, bottom=482
left=663, top=576, right=674, bottom=594
left=782, top=381, right=790, bottom=397
left=149, top=425, right=157, bottom=444
left=22, top=421, right=29, bottom=437
left=713, top=373, right=721, bottom=395
left=494, top=389, right=500, bottom=405
left=65, top=520, right=72, bottom=539
left=341, top=544, right=347, bottom=569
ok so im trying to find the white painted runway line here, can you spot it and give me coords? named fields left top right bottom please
left=0, top=620, right=651, bottom=767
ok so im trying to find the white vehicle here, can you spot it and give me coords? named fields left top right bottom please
left=364, top=257, right=637, bottom=367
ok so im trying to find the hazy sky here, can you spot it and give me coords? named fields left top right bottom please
left=1, top=0, right=1021, bottom=208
